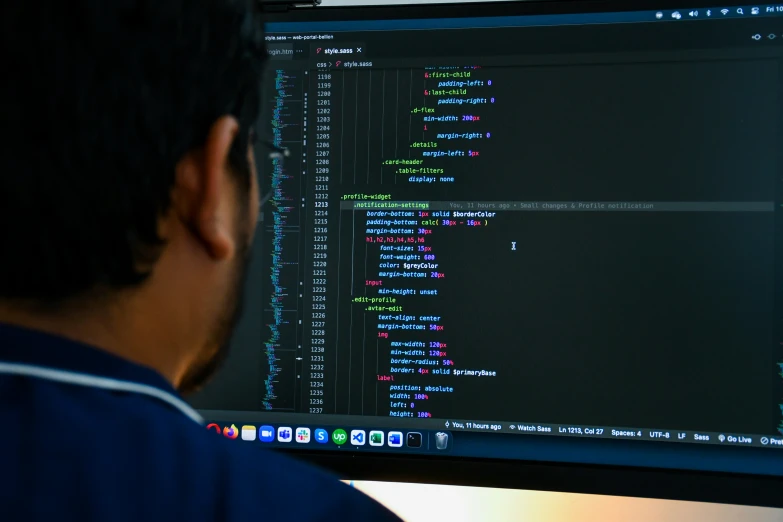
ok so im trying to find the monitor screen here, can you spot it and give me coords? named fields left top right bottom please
left=190, top=0, right=783, bottom=502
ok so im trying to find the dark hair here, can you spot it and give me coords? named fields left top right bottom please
left=0, top=0, right=267, bottom=303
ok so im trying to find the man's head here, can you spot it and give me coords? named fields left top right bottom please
left=0, top=0, right=268, bottom=393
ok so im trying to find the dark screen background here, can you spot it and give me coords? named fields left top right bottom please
left=190, top=17, right=782, bottom=437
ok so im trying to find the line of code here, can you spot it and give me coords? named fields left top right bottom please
left=384, top=66, right=495, bottom=185
left=356, top=203, right=501, bottom=418
left=320, top=63, right=780, bottom=436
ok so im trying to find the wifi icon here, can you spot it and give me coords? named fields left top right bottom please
left=720, top=8, right=729, bottom=15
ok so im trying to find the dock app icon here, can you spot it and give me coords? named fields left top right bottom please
left=241, top=425, right=256, bottom=441
left=259, top=425, right=275, bottom=442
left=332, top=429, right=348, bottom=445
left=296, top=427, right=311, bottom=443
left=277, top=426, right=293, bottom=443
left=350, top=430, right=366, bottom=446
left=388, top=431, right=403, bottom=447
left=315, top=429, right=329, bottom=443
left=369, top=431, right=384, bottom=446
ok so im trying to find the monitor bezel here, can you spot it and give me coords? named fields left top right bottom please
left=264, top=0, right=763, bottom=23
left=260, top=0, right=783, bottom=508
left=291, top=450, right=783, bottom=508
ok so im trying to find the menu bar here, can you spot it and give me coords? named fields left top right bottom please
left=266, top=4, right=783, bottom=33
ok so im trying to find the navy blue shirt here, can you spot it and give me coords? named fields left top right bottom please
left=0, top=323, right=400, bottom=521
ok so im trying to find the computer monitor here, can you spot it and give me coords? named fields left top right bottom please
left=189, top=0, right=783, bottom=507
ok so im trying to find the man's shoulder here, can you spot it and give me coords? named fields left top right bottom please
left=153, top=417, right=400, bottom=520
left=1, top=375, right=399, bottom=521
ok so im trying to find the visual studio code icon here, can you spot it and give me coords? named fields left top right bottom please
left=350, top=430, right=366, bottom=446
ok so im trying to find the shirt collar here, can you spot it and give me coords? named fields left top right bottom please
left=0, top=321, right=178, bottom=396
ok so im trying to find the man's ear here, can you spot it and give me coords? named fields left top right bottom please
left=172, top=116, right=241, bottom=261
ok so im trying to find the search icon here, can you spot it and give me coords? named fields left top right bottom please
left=737, top=7, right=744, bottom=14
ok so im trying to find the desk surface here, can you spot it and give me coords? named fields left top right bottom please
left=348, top=481, right=783, bottom=522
